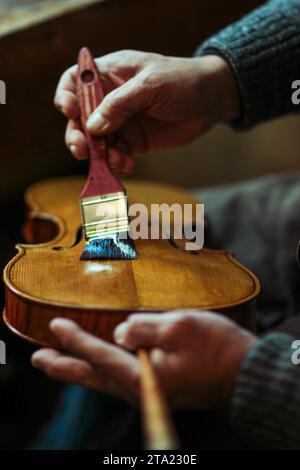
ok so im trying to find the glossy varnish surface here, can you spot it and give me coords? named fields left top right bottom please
left=3, top=176, right=260, bottom=347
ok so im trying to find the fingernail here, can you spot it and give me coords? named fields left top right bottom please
left=31, top=351, right=44, bottom=367
left=70, top=144, right=77, bottom=155
left=87, top=112, right=108, bottom=132
left=50, top=318, right=74, bottom=331
left=114, top=322, right=128, bottom=344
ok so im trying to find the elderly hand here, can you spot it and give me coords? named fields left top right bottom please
left=32, top=311, right=255, bottom=408
left=54, top=50, right=239, bottom=174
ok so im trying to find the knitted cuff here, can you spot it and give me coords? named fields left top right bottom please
left=230, top=332, right=300, bottom=448
left=195, top=0, right=300, bottom=129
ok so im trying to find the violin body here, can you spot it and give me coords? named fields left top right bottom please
left=3, top=176, right=260, bottom=348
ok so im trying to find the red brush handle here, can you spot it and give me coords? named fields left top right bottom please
left=77, top=47, right=125, bottom=198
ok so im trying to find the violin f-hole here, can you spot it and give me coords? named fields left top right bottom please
left=52, top=226, right=84, bottom=251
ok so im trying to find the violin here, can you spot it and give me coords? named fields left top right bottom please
left=3, top=175, right=260, bottom=448
left=3, top=176, right=260, bottom=344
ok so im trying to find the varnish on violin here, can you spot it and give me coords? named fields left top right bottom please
left=3, top=177, right=260, bottom=349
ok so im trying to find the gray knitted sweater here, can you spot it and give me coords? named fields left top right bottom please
left=196, top=0, right=300, bottom=449
left=196, top=0, right=300, bottom=129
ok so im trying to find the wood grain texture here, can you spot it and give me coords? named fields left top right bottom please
left=138, top=349, right=179, bottom=450
left=3, top=177, right=260, bottom=347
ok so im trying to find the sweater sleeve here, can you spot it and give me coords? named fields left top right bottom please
left=230, top=332, right=300, bottom=448
left=195, top=0, right=300, bottom=129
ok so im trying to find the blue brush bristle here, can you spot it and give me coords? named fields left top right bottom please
left=81, top=233, right=138, bottom=260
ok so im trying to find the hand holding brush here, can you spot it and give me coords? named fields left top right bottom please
left=77, top=47, right=137, bottom=260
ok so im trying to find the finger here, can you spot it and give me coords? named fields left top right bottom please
left=55, top=65, right=77, bottom=96
left=54, top=50, right=145, bottom=116
left=55, top=91, right=80, bottom=120
left=107, top=147, right=123, bottom=174
left=54, top=50, right=152, bottom=119
left=49, top=319, right=140, bottom=388
left=107, top=71, right=125, bottom=88
left=148, top=347, right=176, bottom=384
left=86, top=76, right=146, bottom=135
left=114, top=313, right=171, bottom=350
left=95, top=50, right=149, bottom=80
left=32, top=349, right=93, bottom=383
left=32, top=349, right=138, bottom=402
left=54, top=66, right=79, bottom=118
left=54, top=52, right=141, bottom=118
left=65, top=119, right=88, bottom=160
left=121, top=154, right=135, bottom=176
left=107, top=149, right=134, bottom=176
left=114, top=311, right=204, bottom=350
left=149, top=347, right=166, bottom=366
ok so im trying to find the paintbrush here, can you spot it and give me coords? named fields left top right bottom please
left=77, top=47, right=137, bottom=260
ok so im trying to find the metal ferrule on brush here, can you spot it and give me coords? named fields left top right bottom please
left=80, top=191, right=130, bottom=240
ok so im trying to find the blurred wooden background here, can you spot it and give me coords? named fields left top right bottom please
left=1, top=0, right=299, bottom=203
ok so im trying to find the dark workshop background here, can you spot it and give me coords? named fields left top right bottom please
left=0, top=0, right=299, bottom=449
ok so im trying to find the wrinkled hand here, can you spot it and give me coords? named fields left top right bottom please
left=54, top=50, right=239, bottom=174
left=32, top=311, right=255, bottom=408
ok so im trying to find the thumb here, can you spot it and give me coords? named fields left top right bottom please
left=87, top=76, right=145, bottom=135
left=114, top=314, right=166, bottom=351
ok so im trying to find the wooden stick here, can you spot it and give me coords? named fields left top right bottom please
left=138, top=349, right=179, bottom=450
